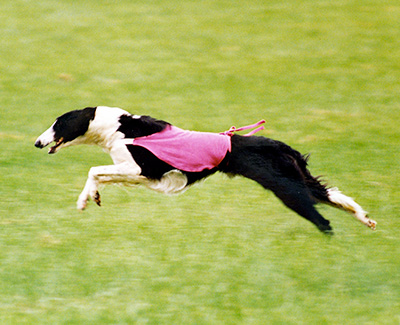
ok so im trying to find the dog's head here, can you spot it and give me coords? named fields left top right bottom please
left=35, top=107, right=97, bottom=154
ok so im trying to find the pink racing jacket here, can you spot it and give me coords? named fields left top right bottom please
left=129, top=120, right=265, bottom=172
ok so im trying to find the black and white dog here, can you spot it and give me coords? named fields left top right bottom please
left=35, top=106, right=376, bottom=234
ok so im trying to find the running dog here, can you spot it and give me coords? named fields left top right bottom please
left=35, top=106, right=377, bottom=234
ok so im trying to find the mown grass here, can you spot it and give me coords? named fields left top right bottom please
left=1, top=0, right=399, bottom=323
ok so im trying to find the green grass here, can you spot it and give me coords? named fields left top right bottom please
left=1, top=0, right=400, bottom=323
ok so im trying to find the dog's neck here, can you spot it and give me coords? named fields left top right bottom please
left=84, top=107, right=137, bottom=165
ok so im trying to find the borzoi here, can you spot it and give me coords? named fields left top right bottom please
left=35, top=106, right=376, bottom=234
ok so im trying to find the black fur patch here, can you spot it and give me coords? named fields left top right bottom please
left=126, top=145, right=176, bottom=180
left=126, top=145, right=219, bottom=185
left=53, top=107, right=97, bottom=142
left=117, top=115, right=170, bottom=138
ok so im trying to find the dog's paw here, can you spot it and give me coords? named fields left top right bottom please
left=77, top=199, right=87, bottom=210
left=77, top=193, right=89, bottom=210
left=77, top=190, right=101, bottom=210
left=367, top=218, right=377, bottom=231
left=77, top=201, right=87, bottom=211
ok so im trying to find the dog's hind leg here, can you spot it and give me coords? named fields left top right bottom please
left=266, top=179, right=333, bottom=234
left=325, top=187, right=377, bottom=230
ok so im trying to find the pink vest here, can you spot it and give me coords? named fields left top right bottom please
left=130, top=120, right=265, bottom=172
left=131, top=126, right=231, bottom=172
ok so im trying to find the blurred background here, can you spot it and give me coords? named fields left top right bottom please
left=1, top=0, right=399, bottom=323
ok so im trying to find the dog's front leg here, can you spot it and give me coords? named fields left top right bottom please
left=77, top=163, right=144, bottom=210
left=77, top=175, right=98, bottom=210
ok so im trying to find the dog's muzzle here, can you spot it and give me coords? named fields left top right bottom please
left=35, top=135, right=64, bottom=154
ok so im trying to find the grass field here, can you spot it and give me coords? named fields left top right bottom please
left=1, top=0, right=400, bottom=323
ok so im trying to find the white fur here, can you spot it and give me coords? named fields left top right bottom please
left=145, top=170, right=188, bottom=194
left=86, top=106, right=137, bottom=165
left=327, top=188, right=376, bottom=230
left=35, top=122, right=56, bottom=148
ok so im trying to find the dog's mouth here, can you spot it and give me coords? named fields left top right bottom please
left=48, top=137, right=64, bottom=154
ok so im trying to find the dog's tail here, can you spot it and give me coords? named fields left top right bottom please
left=283, top=151, right=329, bottom=202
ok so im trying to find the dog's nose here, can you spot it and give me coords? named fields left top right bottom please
left=35, top=140, right=43, bottom=148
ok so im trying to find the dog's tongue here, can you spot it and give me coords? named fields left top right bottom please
left=48, top=145, right=57, bottom=154
left=48, top=138, right=63, bottom=154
